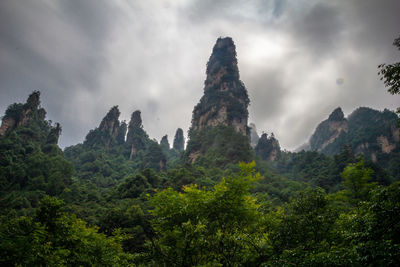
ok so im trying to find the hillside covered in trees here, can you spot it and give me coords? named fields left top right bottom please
left=1, top=37, right=400, bottom=266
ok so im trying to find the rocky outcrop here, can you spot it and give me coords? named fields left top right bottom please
left=190, top=37, right=249, bottom=136
left=304, top=107, right=399, bottom=160
left=255, top=133, right=281, bottom=161
left=377, top=135, right=396, bottom=153
left=186, top=37, right=251, bottom=164
left=173, top=128, right=185, bottom=151
left=309, top=107, right=348, bottom=152
left=0, top=91, right=47, bottom=137
left=160, top=135, right=170, bottom=151
left=84, top=106, right=126, bottom=148
left=98, top=106, right=121, bottom=139
left=116, top=121, right=127, bottom=145
left=126, top=110, right=149, bottom=159
left=0, top=91, right=60, bottom=145
left=0, top=117, right=16, bottom=137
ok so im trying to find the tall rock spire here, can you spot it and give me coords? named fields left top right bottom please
left=190, top=37, right=249, bottom=135
left=84, top=106, right=125, bottom=148
left=173, top=128, right=185, bottom=152
left=186, top=37, right=252, bottom=164
left=126, top=110, right=149, bottom=159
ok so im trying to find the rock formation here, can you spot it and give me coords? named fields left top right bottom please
left=173, top=128, right=185, bottom=152
left=255, top=133, right=281, bottom=161
left=160, top=135, right=170, bottom=151
left=309, top=107, right=348, bottom=152
left=0, top=91, right=60, bottom=145
left=116, top=121, right=127, bottom=145
left=126, top=110, right=149, bottom=159
left=190, top=37, right=249, bottom=135
left=0, top=91, right=46, bottom=137
left=84, top=106, right=126, bottom=148
left=186, top=37, right=252, bottom=164
left=304, top=107, right=399, bottom=159
left=98, top=106, right=121, bottom=139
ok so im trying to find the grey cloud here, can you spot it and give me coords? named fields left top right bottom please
left=288, top=3, right=344, bottom=57
left=246, top=68, right=289, bottom=124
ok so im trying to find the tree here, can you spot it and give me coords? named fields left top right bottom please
left=379, top=36, right=400, bottom=124
left=0, top=196, right=132, bottom=266
left=341, top=158, right=376, bottom=203
left=147, top=162, right=270, bottom=266
left=270, top=188, right=338, bottom=265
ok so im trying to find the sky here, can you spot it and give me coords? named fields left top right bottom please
left=0, top=0, right=399, bottom=151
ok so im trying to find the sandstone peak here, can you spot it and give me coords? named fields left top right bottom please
left=26, top=91, right=41, bottom=109
left=126, top=110, right=149, bottom=158
left=0, top=91, right=47, bottom=137
left=173, top=128, right=185, bottom=152
left=328, top=107, right=345, bottom=121
left=160, top=135, right=170, bottom=151
left=0, top=91, right=61, bottom=146
left=99, top=106, right=121, bottom=137
left=129, top=110, right=143, bottom=129
left=255, top=132, right=281, bottom=161
left=186, top=37, right=252, bottom=164
left=190, top=37, right=249, bottom=135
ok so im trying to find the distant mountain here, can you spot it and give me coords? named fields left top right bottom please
left=302, top=106, right=399, bottom=162
left=255, top=133, right=281, bottom=162
left=64, top=107, right=170, bottom=186
left=185, top=37, right=253, bottom=165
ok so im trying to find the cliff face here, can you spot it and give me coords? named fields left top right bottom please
left=348, top=107, right=399, bottom=160
left=305, top=107, right=399, bottom=159
left=66, top=107, right=167, bottom=177
left=160, top=135, right=170, bottom=151
left=173, top=128, right=185, bottom=152
left=98, top=106, right=121, bottom=140
left=191, top=37, right=249, bottom=135
left=255, top=133, right=281, bottom=161
left=0, top=91, right=60, bottom=145
left=84, top=106, right=126, bottom=148
left=186, top=37, right=252, bottom=164
left=126, top=110, right=150, bottom=159
left=0, top=91, right=46, bottom=137
left=309, top=107, right=348, bottom=153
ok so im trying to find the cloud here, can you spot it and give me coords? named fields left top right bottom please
left=0, top=0, right=399, bottom=150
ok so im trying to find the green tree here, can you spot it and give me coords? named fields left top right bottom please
left=0, top=196, right=132, bottom=266
left=270, top=188, right=338, bottom=265
left=333, top=183, right=400, bottom=266
left=341, top=158, right=376, bottom=203
left=379, top=35, right=400, bottom=124
left=147, top=162, right=270, bottom=266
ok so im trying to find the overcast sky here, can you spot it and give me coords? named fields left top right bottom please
left=0, top=0, right=399, bottom=150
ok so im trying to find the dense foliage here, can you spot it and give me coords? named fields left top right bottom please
left=0, top=92, right=73, bottom=217
left=186, top=125, right=254, bottom=167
